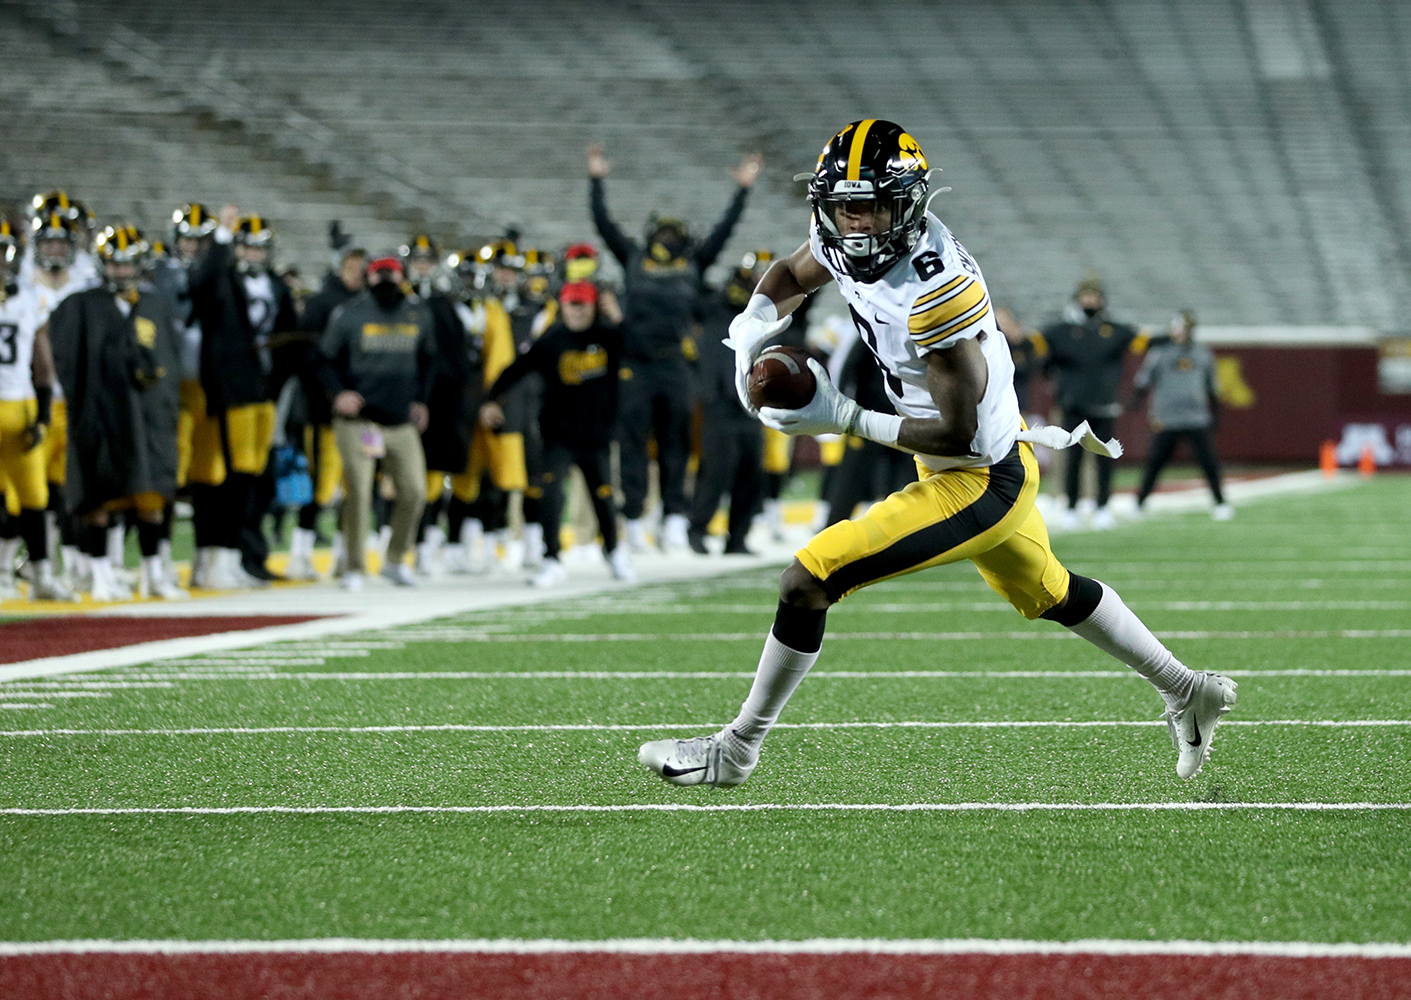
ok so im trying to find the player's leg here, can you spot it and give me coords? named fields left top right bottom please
left=641, top=448, right=1037, bottom=787
left=1135, top=429, right=1178, bottom=509
left=616, top=366, right=653, bottom=549
left=332, top=417, right=375, bottom=583
left=969, top=476, right=1236, bottom=778
left=724, top=425, right=763, bottom=554
left=578, top=444, right=631, bottom=581
left=377, top=424, right=426, bottom=583
left=1189, top=428, right=1230, bottom=515
left=1088, top=416, right=1118, bottom=526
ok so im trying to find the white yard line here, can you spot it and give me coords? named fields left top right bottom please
left=2, top=719, right=1407, bottom=738
left=363, top=629, right=1411, bottom=641
left=64, top=668, right=1411, bottom=681
left=1, top=937, right=1408, bottom=958
left=1, top=802, right=1407, bottom=818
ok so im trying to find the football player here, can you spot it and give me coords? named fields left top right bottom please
left=639, top=120, right=1237, bottom=787
left=0, top=220, right=73, bottom=600
left=49, top=225, right=184, bottom=601
left=23, top=208, right=100, bottom=585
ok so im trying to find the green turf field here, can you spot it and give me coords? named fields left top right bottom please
left=2, top=477, right=1409, bottom=945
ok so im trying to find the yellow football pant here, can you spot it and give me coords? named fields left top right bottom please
left=796, top=443, right=1070, bottom=619
left=0, top=398, right=49, bottom=515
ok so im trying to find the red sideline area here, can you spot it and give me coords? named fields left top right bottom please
left=1, top=951, right=1407, bottom=1000
left=0, top=616, right=326, bottom=664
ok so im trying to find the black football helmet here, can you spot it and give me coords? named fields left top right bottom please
left=30, top=211, right=80, bottom=272
left=804, top=119, right=931, bottom=282
left=0, top=220, right=20, bottom=292
left=95, top=224, right=151, bottom=292
left=172, top=203, right=217, bottom=241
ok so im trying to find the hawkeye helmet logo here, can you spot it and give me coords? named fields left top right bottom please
left=896, top=132, right=927, bottom=171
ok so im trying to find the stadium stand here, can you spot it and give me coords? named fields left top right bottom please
left=3, top=0, right=1409, bottom=323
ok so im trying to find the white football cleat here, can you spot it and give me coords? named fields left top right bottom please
left=624, top=518, right=649, bottom=553
left=1091, top=506, right=1116, bottom=530
left=608, top=546, right=636, bottom=583
left=639, top=730, right=756, bottom=788
left=1166, top=671, right=1238, bottom=779
left=379, top=561, right=418, bottom=587
left=1212, top=503, right=1235, bottom=521
left=29, top=561, right=78, bottom=602
left=339, top=571, right=364, bottom=592
left=661, top=513, right=690, bottom=552
left=529, top=557, right=567, bottom=588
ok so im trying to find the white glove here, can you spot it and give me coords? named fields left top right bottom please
left=758, top=359, right=862, bottom=437
left=727, top=295, right=792, bottom=412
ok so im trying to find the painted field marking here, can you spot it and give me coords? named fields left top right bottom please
left=2, top=802, right=1408, bottom=817
left=85, top=668, right=1411, bottom=682
left=454, top=601, right=1411, bottom=614
left=1, top=937, right=1408, bottom=958
left=0, top=704, right=52, bottom=711
left=372, top=629, right=1411, bottom=642
left=2, top=719, right=1407, bottom=738
left=0, top=691, right=111, bottom=699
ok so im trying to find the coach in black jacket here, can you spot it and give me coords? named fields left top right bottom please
left=586, top=142, right=760, bottom=551
left=188, top=206, right=298, bottom=578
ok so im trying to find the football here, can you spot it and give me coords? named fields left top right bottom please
left=747, top=346, right=816, bottom=410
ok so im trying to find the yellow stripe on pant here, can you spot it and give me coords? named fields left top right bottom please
left=796, top=443, right=1070, bottom=617
left=452, top=427, right=527, bottom=503
left=302, top=424, right=342, bottom=506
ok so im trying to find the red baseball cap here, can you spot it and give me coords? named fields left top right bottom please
left=558, top=280, right=598, bottom=305
left=366, top=256, right=404, bottom=278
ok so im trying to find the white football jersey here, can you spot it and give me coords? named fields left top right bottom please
left=22, top=269, right=98, bottom=403
left=810, top=212, right=1021, bottom=470
left=0, top=288, right=45, bottom=401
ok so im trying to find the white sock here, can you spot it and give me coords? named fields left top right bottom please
left=1068, top=582, right=1195, bottom=709
left=107, top=525, right=125, bottom=567
left=728, top=631, right=822, bottom=753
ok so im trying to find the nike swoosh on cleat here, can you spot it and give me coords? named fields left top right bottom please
left=661, top=764, right=708, bottom=777
left=1189, top=716, right=1202, bottom=747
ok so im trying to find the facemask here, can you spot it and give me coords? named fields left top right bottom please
left=1082, top=305, right=1100, bottom=319
left=370, top=280, right=405, bottom=308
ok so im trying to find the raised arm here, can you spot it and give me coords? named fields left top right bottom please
left=586, top=144, right=637, bottom=267
left=693, top=153, right=762, bottom=270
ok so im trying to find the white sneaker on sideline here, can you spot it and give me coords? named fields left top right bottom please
left=530, top=557, right=567, bottom=588
left=1166, top=671, right=1238, bottom=779
left=29, top=561, right=78, bottom=602
left=201, top=549, right=245, bottom=591
left=340, top=571, right=364, bottom=592
left=380, top=561, right=418, bottom=587
left=638, top=729, right=756, bottom=787
left=1092, top=506, right=1116, bottom=530
left=142, top=557, right=189, bottom=600
left=608, top=546, right=636, bottom=583
left=521, top=523, right=544, bottom=571
left=661, top=513, right=690, bottom=552
left=1212, top=503, right=1234, bottom=521
left=1055, top=507, right=1081, bottom=531
left=625, top=518, right=648, bottom=553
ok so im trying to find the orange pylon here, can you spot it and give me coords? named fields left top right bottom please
left=1358, top=445, right=1376, bottom=478
left=1319, top=441, right=1337, bottom=480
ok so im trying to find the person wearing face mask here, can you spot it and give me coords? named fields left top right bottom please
left=478, top=280, right=630, bottom=587
left=1037, top=276, right=1147, bottom=530
left=316, top=254, right=435, bottom=591
left=188, top=205, right=299, bottom=584
left=48, top=225, right=184, bottom=601
left=401, top=234, right=479, bottom=575
left=1132, top=310, right=1231, bottom=521
left=586, top=142, right=762, bottom=552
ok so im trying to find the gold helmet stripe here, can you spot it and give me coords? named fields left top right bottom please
left=846, top=118, right=878, bottom=182
left=191, top=204, right=202, bottom=226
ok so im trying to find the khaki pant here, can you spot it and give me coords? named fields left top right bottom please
left=334, top=418, right=426, bottom=573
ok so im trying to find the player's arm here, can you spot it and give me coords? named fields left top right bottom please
left=752, top=240, right=833, bottom=318
left=26, top=322, right=56, bottom=451
left=726, top=241, right=832, bottom=412
left=759, top=335, right=985, bottom=458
